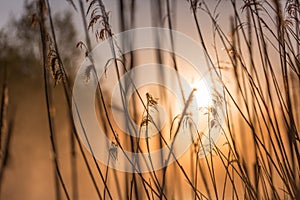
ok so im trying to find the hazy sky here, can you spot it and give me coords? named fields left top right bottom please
left=0, top=0, right=70, bottom=29
left=0, top=0, right=232, bottom=34
left=0, top=0, right=23, bottom=28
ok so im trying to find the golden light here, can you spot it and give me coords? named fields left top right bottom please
left=191, top=79, right=212, bottom=108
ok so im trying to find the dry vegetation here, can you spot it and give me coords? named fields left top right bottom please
left=0, top=0, right=299, bottom=199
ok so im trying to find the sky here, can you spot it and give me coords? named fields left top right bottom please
left=0, top=0, right=233, bottom=40
left=0, top=0, right=71, bottom=29
left=0, top=0, right=23, bottom=28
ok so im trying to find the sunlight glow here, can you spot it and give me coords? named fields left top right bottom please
left=191, top=79, right=212, bottom=108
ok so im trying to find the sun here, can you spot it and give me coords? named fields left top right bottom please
left=191, top=79, right=212, bottom=108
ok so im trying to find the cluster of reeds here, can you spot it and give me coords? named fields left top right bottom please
left=20, top=0, right=300, bottom=199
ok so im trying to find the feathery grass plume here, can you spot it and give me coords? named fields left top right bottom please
left=38, top=0, right=71, bottom=199
left=86, top=0, right=112, bottom=41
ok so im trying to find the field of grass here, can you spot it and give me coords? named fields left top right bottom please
left=0, top=0, right=299, bottom=199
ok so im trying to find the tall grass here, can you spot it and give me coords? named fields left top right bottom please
left=2, top=0, right=298, bottom=199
